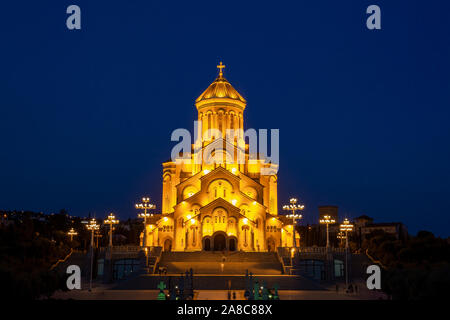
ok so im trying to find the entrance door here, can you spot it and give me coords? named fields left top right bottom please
left=163, top=239, right=172, bottom=252
left=267, top=237, right=276, bottom=252
left=213, top=234, right=226, bottom=251
left=228, top=238, right=236, bottom=251
left=203, top=238, right=211, bottom=251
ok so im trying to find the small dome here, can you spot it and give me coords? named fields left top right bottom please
left=195, top=63, right=246, bottom=109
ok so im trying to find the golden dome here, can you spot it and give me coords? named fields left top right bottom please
left=195, top=62, right=246, bottom=109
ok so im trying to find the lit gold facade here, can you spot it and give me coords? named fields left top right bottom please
left=142, top=63, right=295, bottom=251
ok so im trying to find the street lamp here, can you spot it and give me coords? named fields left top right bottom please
left=340, top=218, right=354, bottom=288
left=86, top=218, right=99, bottom=292
left=340, top=218, right=354, bottom=249
left=67, top=227, right=78, bottom=242
left=337, top=231, right=345, bottom=247
left=319, top=215, right=335, bottom=248
left=94, top=231, right=102, bottom=248
left=282, top=198, right=304, bottom=248
left=135, top=197, right=156, bottom=249
left=104, top=213, right=119, bottom=249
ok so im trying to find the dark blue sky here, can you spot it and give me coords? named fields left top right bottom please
left=1, top=1, right=449, bottom=236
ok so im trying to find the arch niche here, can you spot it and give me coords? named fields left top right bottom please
left=212, top=231, right=227, bottom=251
left=203, top=237, right=211, bottom=251
left=267, top=237, right=276, bottom=252
left=163, top=238, right=172, bottom=252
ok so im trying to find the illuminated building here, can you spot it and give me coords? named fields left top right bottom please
left=141, top=63, right=295, bottom=252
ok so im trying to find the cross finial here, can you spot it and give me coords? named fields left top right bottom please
left=217, top=61, right=225, bottom=77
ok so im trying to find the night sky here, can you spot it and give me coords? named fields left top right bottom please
left=1, top=1, right=449, bottom=236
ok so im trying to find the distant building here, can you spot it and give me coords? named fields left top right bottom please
left=354, top=215, right=408, bottom=241
left=318, top=205, right=339, bottom=222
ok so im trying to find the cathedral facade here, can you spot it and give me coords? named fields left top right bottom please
left=142, top=63, right=295, bottom=252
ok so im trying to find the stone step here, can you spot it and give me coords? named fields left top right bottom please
left=157, top=251, right=283, bottom=275
left=160, top=252, right=280, bottom=263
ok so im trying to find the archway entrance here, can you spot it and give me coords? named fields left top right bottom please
left=163, top=239, right=172, bottom=252
left=267, top=237, right=276, bottom=252
left=228, top=238, right=236, bottom=251
left=213, top=233, right=226, bottom=251
left=203, top=238, right=211, bottom=251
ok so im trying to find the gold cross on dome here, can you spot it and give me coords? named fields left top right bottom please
left=217, top=61, right=225, bottom=76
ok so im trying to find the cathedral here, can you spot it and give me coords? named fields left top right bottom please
left=142, top=63, right=297, bottom=252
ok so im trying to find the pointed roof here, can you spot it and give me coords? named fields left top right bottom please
left=195, top=62, right=246, bottom=109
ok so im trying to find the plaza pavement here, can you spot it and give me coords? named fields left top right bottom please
left=112, top=274, right=326, bottom=291
left=52, top=288, right=368, bottom=300
left=51, top=276, right=385, bottom=300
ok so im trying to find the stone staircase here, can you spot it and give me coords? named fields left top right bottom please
left=156, top=251, right=283, bottom=275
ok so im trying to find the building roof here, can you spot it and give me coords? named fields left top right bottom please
left=355, top=215, right=373, bottom=220
left=195, top=63, right=246, bottom=108
left=365, top=222, right=403, bottom=228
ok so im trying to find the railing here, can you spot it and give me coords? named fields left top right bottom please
left=298, top=247, right=346, bottom=254
left=298, top=247, right=327, bottom=254
left=50, top=248, right=73, bottom=270
left=112, top=245, right=141, bottom=253
left=151, top=247, right=163, bottom=274
left=275, top=248, right=289, bottom=274
left=365, top=248, right=386, bottom=269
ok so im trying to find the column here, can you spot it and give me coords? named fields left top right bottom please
left=213, top=112, right=218, bottom=138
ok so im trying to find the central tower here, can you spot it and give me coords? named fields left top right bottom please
left=195, top=62, right=246, bottom=146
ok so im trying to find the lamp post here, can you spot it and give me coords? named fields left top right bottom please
left=282, top=198, right=304, bottom=248
left=86, top=218, right=99, bottom=292
left=104, top=213, right=119, bottom=249
left=319, top=215, right=335, bottom=248
left=340, top=218, right=354, bottom=288
left=337, top=231, right=345, bottom=247
left=135, top=197, right=156, bottom=249
left=94, top=231, right=102, bottom=248
left=67, top=227, right=78, bottom=242
left=340, top=218, right=353, bottom=249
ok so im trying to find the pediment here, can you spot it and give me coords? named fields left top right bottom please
left=199, top=197, right=241, bottom=215
left=195, top=137, right=245, bottom=157
left=200, top=165, right=240, bottom=182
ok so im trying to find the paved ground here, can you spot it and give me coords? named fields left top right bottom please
left=112, top=274, right=326, bottom=291
left=52, top=289, right=370, bottom=300
left=52, top=274, right=384, bottom=300
left=195, top=290, right=364, bottom=300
